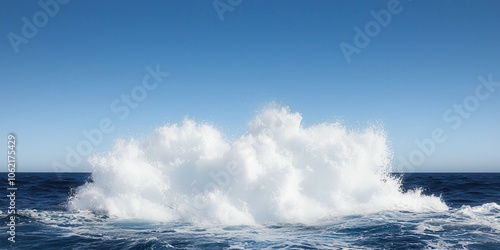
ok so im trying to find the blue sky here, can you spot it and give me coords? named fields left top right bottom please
left=1, top=0, right=499, bottom=172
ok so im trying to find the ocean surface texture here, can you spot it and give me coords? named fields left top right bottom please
left=1, top=173, right=499, bottom=249
left=1, top=108, right=499, bottom=249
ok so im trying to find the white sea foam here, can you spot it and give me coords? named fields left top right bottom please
left=455, top=202, right=500, bottom=231
left=68, top=106, right=448, bottom=224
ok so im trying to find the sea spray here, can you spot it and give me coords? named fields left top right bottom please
left=68, top=106, right=448, bottom=224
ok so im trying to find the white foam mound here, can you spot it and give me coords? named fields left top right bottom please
left=455, top=202, right=500, bottom=231
left=68, top=106, right=448, bottom=224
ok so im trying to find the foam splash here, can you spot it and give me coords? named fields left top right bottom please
left=455, top=202, right=500, bottom=231
left=68, top=106, right=448, bottom=224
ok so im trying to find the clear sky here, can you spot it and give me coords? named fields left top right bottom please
left=1, top=0, right=499, bottom=172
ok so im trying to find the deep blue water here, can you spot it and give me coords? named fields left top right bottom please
left=1, top=173, right=499, bottom=249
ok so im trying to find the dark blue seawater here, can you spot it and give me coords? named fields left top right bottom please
left=1, top=173, right=499, bottom=249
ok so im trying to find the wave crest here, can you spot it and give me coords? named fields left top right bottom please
left=69, top=106, right=448, bottom=224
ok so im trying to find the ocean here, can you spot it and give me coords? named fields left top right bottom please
left=2, top=108, right=500, bottom=249
left=1, top=173, right=499, bottom=249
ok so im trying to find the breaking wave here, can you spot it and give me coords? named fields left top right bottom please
left=68, top=106, right=447, bottom=224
